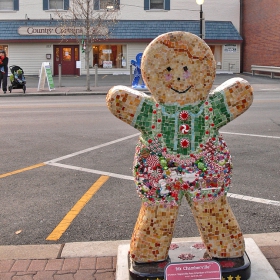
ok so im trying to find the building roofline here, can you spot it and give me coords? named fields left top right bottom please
left=0, top=20, right=243, bottom=42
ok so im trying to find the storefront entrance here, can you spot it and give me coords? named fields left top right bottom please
left=53, top=45, right=79, bottom=76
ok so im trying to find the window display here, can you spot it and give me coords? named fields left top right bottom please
left=92, top=45, right=125, bottom=68
left=0, top=45, right=8, bottom=56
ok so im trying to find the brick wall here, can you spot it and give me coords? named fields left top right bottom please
left=242, top=0, right=280, bottom=73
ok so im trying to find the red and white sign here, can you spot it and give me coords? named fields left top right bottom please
left=103, top=61, right=112, bottom=68
left=165, top=261, right=222, bottom=280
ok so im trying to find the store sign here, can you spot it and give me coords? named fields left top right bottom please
left=224, top=44, right=237, bottom=52
left=165, top=261, right=222, bottom=280
left=76, top=61, right=81, bottom=68
left=103, top=49, right=112, bottom=54
left=38, top=62, right=55, bottom=91
left=18, top=26, right=108, bottom=36
left=18, top=26, right=84, bottom=35
left=103, top=61, right=112, bottom=68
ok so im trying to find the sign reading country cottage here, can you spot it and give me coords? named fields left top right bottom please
left=18, top=26, right=85, bottom=36
left=18, top=26, right=109, bottom=36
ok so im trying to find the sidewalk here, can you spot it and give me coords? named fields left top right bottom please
left=0, top=233, right=279, bottom=280
left=0, top=85, right=112, bottom=97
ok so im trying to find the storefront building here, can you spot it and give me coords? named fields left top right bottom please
left=0, top=0, right=243, bottom=75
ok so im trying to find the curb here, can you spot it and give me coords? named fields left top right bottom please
left=0, top=233, right=279, bottom=261
left=0, top=90, right=151, bottom=97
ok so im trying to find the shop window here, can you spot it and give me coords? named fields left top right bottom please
left=75, top=47, right=79, bottom=61
left=55, top=47, right=60, bottom=62
left=0, top=0, right=19, bottom=11
left=210, top=46, right=215, bottom=55
left=144, top=0, right=170, bottom=10
left=92, top=45, right=125, bottom=69
left=62, top=48, right=71, bottom=61
left=209, top=45, right=222, bottom=69
left=94, top=0, right=120, bottom=10
left=0, top=45, right=9, bottom=57
left=43, top=0, right=69, bottom=10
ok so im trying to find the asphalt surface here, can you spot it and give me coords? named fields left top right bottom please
left=0, top=73, right=279, bottom=244
left=0, top=74, right=280, bottom=279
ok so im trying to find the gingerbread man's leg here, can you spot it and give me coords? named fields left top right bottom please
left=188, top=195, right=245, bottom=258
left=130, top=202, right=179, bottom=263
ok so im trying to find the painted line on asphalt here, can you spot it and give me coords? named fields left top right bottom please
left=259, top=89, right=280, bottom=91
left=254, top=99, right=280, bottom=102
left=44, top=131, right=278, bottom=167
left=2, top=132, right=279, bottom=210
left=0, top=103, right=106, bottom=109
left=46, top=175, right=109, bottom=241
left=227, top=193, right=280, bottom=207
left=0, top=163, right=46, bottom=178
left=45, top=162, right=280, bottom=207
left=47, top=162, right=134, bottom=181
left=45, top=133, right=140, bottom=164
left=0, top=109, right=104, bottom=114
left=221, top=131, right=280, bottom=139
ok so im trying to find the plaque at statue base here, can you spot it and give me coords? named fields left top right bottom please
left=128, top=242, right=251, bottom=280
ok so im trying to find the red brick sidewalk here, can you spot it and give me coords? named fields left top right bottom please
left=260, top=246, right=280, bottom=278
left=1, top=235, right=280, bottom=280
left=1, top=250, right=280, bottom=280
left=0, top=256, right=116, bottom=280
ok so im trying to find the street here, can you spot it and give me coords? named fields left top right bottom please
left=0, top=77, right=279, bottom=246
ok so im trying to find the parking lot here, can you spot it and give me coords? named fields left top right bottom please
left=0, top=73, right=279, bottom=246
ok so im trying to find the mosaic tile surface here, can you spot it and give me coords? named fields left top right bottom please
left=106, top=31, right=253, bottom=263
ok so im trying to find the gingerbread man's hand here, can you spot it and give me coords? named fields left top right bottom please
left=212, top=77, right=253, bottom=119
left=106, top=86, right=149, bottom=126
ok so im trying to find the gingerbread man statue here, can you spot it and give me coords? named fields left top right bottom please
left=106, top=32, right=253, bottom=265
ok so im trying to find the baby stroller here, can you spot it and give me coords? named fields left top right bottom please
left=8, top=65, right=26, bottom=93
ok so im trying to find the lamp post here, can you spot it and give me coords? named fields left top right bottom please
left=196, top=0, right=204, bottom=39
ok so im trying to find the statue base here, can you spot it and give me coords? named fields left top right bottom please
left=128, top=241, right=251, bottom=280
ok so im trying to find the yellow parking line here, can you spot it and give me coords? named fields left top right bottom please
left=0, top=163, right=46, bottom=178
left=46, top=175, right=109, bottom=241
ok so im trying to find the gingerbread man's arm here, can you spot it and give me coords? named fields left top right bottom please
left=208, top=77, right=253, bottom=130
left=213, top=77, right=253, bottom=119
left=106, top=85, right=149, bottom=126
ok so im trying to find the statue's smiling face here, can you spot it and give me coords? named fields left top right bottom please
left=141, top=32, right=216, bottom=105
left=166, top=65, right=192, bottom=94
left=162, top=53, right=194, bottom=95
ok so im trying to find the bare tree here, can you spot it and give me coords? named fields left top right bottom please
left=55, top=0, right=119, bottom=91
